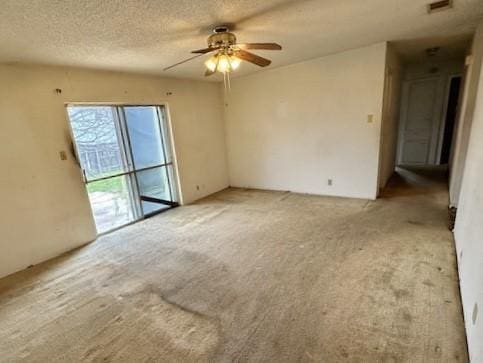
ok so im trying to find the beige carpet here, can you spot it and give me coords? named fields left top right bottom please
left=0, top=167, right=467, bottom=362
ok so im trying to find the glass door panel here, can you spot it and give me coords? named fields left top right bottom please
left=136, top=166, right=173, bottom=215
left=137, top=167, right=171, bottom=201
left=68, top=106, right=129, bottom=180
left=86, top=175, right=139, bottom=233
left=122, top=106, right=177, bottom=217
left=68, top=106, right=138, bottom=234
left=123, top=106, right=166, bottom=169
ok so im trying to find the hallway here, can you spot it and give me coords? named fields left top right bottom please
left=0, top=168, right=467, bottom=362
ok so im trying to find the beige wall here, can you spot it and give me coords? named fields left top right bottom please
left=0, top=64, right=228, bottom=278
left=450, top=26, right=483, bottom=207
left=378, top=43, right=403, bottom=190
left=453, top=21, right=483, bottom=363
left=224, top=43, right=387, bottom=200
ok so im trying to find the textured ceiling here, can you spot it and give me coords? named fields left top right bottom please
left=0, top=0, right=482, bottom=81
left=392, top=33, right=473, bottom=63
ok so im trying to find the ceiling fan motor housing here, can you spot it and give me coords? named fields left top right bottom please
left=208, top=31, right=236, bottom=48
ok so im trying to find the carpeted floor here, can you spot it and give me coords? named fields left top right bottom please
left=0, top=167, right=467, bottom=362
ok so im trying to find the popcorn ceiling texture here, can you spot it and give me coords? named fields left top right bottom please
left=0, top=0, right=482, bottom=80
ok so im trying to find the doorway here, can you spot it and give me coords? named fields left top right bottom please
left=67, top=105, right=178, bottom=234
left=439, top=76, right=462, bottom=164
left=397, top=77, right=442, bottom=165
left=397, top=73, right=462, bottom=167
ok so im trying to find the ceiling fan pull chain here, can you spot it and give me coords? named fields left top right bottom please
left=223, top=72, right=227, bottom=95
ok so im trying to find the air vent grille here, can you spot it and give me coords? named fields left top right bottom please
left=427, top=0, right=453, bottom=13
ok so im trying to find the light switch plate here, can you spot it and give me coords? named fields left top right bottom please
left=465, top=55, right=473, bottom=66
left=59, top=151, right=67, bottom=160
left=367, top=114, right=374, bottom=123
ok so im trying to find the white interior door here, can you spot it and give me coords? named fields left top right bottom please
left=398, top=77, right=443, bottom=165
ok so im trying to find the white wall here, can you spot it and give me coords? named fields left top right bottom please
left=450, top=26, right=483, bottom=207
left=0, top=64, right=228, bottom=278
left=225, top=43, right=387, bottom=200
left=453, top=22, right=483, bottom=363
left=378, top=43, right=403, bottom=190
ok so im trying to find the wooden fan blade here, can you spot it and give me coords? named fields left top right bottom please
left=237, top=43, right=282, bottom=50
left=205, top=69, right=216, bottom=77
left=234, top=49, right=271, bottom=67
left=191, top=46, right=221, bottom=54
left=163, top=54, right=203, bottom=71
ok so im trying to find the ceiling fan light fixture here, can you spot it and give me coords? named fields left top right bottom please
left=230, top=56, right=241, bottom=70
left=205, top=53, right=241, bottom=74
left=217, top=54, right=231, bottom=73
left=204, top=55, right=218, bottom=72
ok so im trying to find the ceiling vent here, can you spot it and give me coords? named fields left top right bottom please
left=426, top=47, right=440, bottom=57
left=427, top=0, right=453, bottom=13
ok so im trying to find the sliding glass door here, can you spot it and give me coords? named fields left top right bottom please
left=123, top=106, right=177, bottom=216
left=67, top=105, right=178, bottom=234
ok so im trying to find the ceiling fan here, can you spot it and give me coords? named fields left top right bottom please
left=163, top=26, right=282, bottom=77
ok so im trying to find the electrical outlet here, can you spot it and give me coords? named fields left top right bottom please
left=328, top=179, right=333, bottom=186
left=196, top=185, right=200, bottom=191
left=367, top=114, right=374, bottom=123
left=59, top=151, right=67, bottom=160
